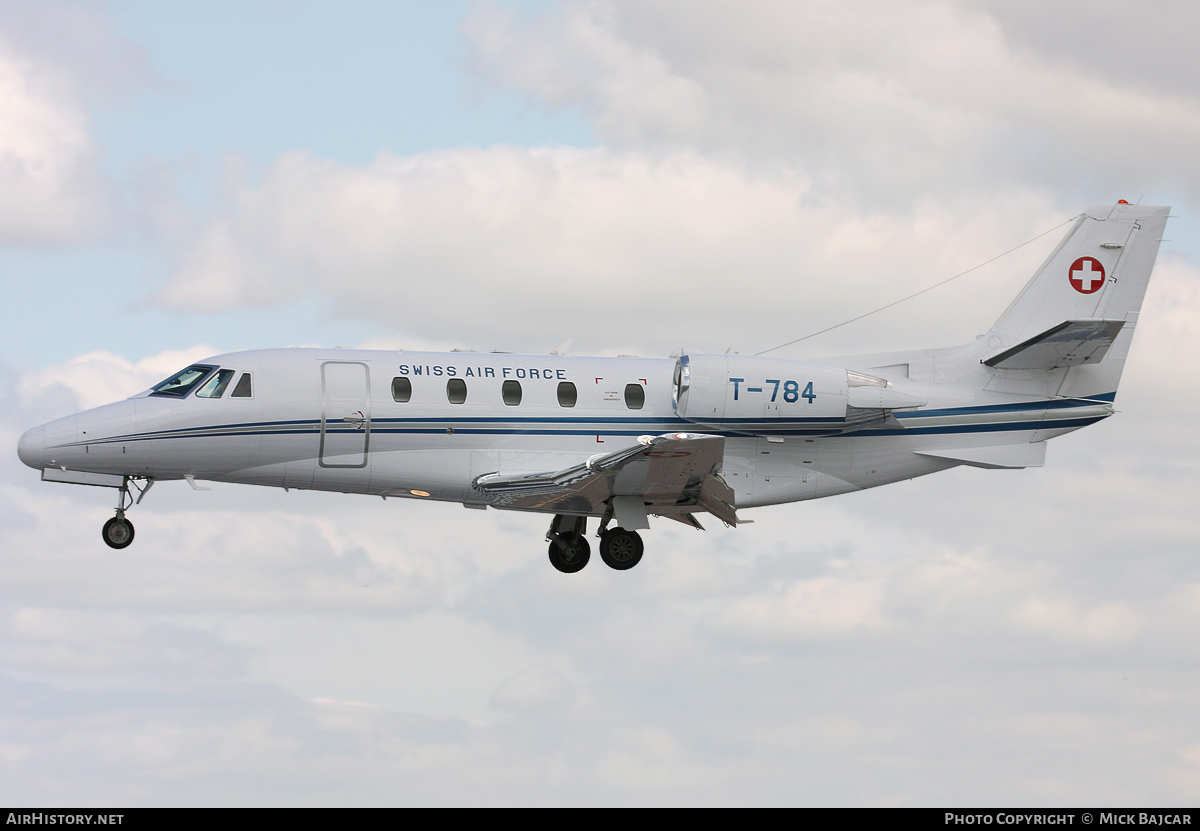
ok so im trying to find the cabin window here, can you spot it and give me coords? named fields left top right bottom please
left=392, top=377, right=412, bottom=403
left=502, top=380, right=522, bottom=406
left=624, top=383, right=645, bottom=410
left=230, top=373, right=253, bottom=398
left=557, top=381, right=577, bottom=408
left=196, top=369, right=235, bottom=399
left=151, top=364, right=216, bottom=398
left=447, top=378, right=467, bottom=404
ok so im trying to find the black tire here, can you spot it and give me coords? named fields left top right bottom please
left=102, top=517, right=135, bottom=550
left=548, top=532, right=590, bottom=573
left=599, top=528, right=643, bottom=570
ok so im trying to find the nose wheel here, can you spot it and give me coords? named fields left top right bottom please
left=102, top=516, right=135, bottom=549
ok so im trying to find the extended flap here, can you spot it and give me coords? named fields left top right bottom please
left=697, top=473, right=739, bottom=527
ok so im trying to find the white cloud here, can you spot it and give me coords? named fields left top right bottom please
left=0, top=606, right=245, bottom=677
left=971, top=0, right=1200, bottom=101
left=1011, top=596, right=1142, bottom=645
left=0, top=43, right=110, bottom=244
left=490, top=661, right=582, bottom=713
left=0, top=1, right=161, bottom=246
left=157, top=145, right=1069, bottom=358
left=464, top=1, right=708, bottom=144
left=714, top=575, right=888, bottom=639
left=464, top=1, right=1200, bottom=203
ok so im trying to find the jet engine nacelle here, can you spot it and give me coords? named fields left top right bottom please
left=672, top=354, right=925, bottom=435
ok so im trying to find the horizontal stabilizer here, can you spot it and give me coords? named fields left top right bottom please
left=983, top=319, right=1125, bottom=369
left=914, top=442, right=1046, bottom=469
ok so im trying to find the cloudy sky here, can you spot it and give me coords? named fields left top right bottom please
left=2, top=0, right=1199, bottom=806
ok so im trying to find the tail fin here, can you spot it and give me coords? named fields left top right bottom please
left=982, top=202, right=1169, bottom=399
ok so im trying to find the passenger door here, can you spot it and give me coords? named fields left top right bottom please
left=319, top=361, right=370, bottom=468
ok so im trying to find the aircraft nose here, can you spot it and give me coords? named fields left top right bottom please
left=17, top=425, right=46, bottom=470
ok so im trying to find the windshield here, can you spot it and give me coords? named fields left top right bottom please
left=151, top=364, right=216, bottom=398
left=195, top=369, right=235, bottom=398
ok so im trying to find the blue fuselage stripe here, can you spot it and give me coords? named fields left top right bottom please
left=62, top=394, right=1114, bottom=447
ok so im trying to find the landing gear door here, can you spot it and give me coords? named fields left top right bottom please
left=320, top=361, right=370, bottom=468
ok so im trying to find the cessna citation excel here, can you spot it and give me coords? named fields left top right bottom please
left=17, top=202, right=1168, bottom=573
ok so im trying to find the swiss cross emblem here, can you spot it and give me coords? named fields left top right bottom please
left=1068, top=256, right=1105, bottom=294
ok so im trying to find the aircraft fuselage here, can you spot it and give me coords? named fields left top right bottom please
left=18, top=347, right=1110, bottom=511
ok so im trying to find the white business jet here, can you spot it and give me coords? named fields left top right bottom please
left=17, top=202, right=1168, bottom=573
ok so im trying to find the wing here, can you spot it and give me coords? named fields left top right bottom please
left=472, top=432, right=739, bottom=528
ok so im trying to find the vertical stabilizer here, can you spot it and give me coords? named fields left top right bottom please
left=983, top=202, right=1169, bottom=398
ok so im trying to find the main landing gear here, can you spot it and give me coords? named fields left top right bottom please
left=547, top=515, right=590, bottom=573
left=598, top=527, right=643, bottom=570
left=102, top=476, right=151, bottom=550
left=546, top=514, right=644, bottom=573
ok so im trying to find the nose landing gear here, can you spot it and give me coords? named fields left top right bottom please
left=102, top=476, right=151, bottom=550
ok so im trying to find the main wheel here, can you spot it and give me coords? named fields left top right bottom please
left=599, top=528, right=643, bottom=570
left=102, top=517, right=135, bottom=549
left=548, top=532, right=590, bottom=573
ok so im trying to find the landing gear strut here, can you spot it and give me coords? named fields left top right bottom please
left=547, top=515, right=590, bottom=573
left=102, top=476, right=150, bottom=550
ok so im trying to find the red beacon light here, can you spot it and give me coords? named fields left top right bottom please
left=1118, top=199, right=1129, bottom=204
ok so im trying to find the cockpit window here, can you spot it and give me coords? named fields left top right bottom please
left=151, top=364, right=216, bottom=398
left=230, top=373, right=253, bottom=398
left=195, top=369, right=235, bottom=399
